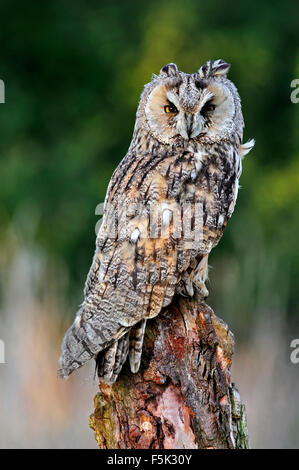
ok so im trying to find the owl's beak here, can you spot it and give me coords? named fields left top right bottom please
left=177, top=112, right=203, bottom=140
left=184, top=113, right=204, bottom=139
left=186, top=114, right=193, bottom=139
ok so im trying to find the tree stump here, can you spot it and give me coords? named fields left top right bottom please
left=89, top=297, right=249, bottom=449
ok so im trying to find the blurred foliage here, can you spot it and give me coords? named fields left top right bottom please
left=0, top=0, right=298, bottom=334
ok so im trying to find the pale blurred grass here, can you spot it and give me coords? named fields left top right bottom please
left=233, top=317, right=299, bottom=449
left=0, top=232, right=98, bottom=448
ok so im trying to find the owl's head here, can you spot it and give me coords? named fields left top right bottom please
left=137, top=60, right=244, bottom=146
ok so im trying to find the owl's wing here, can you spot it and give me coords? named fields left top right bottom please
left=59, top=149, right=199, bottom=379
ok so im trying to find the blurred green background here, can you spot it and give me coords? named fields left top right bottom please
left=0, top=0, right=298, bottom=448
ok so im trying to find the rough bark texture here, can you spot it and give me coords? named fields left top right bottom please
left=89, top=297, right=249, bottom=449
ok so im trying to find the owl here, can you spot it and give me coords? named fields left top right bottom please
left=59, top=59, right=254, bottom=384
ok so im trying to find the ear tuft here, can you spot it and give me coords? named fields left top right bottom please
left=160, top=63, right=179, bottom=76
left=198, top=59, right=231, bottom=78
left=212, top=59, right=231, bottom=76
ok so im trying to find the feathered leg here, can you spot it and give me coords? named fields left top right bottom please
left=193, top=254, right=209, bottom=300
left=129, top=319, right=147, bottom=373
left=96, top=331, right=130, bottom=385
left=109, top=331, right=130, bottom=384
left=175, top=254, right=209, bottom=300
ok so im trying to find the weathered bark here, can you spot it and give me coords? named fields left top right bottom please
left=89, top=297, right=249, bottom=449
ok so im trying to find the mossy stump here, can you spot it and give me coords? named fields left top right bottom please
left=90, top=297, right=249, bottom=449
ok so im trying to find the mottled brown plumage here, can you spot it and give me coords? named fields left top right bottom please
left=59, top=59, right=254, bottom=383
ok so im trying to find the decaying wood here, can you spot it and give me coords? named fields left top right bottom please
left=89, top=297, right=249, bottom=449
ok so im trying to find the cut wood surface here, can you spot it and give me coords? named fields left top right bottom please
left=90, top=297, right=249, bottom=449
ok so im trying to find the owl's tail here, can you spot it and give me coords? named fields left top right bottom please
left=95, top=319, right=147, bottom=385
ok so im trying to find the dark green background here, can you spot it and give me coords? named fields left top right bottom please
left=0, top=0, right=298, bottom=336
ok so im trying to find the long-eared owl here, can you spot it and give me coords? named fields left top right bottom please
left=59, top=59, right=254, bottom=384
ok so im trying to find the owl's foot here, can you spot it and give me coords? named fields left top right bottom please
left=194, top=282, right=209, bottom=301
left=193, top=254, right=209, bottom=301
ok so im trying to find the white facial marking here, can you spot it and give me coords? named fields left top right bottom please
left=176, top=112, right=188, bottom=140
left=166, top=90, right=180, bottom=108
left=190, top=114, right=205, bottom=138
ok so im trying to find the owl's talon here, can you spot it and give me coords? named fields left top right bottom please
left=194, top=284, right=209, bottom=301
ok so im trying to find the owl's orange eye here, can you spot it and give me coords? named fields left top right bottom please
left=164, top=103, right=177, bottom=113
left=206, top=104, right=216, bottom=111
left=201, top=102, right=216, bottom=113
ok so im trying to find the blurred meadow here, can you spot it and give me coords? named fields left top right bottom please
left=0, top=0, right=299, bottom=448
